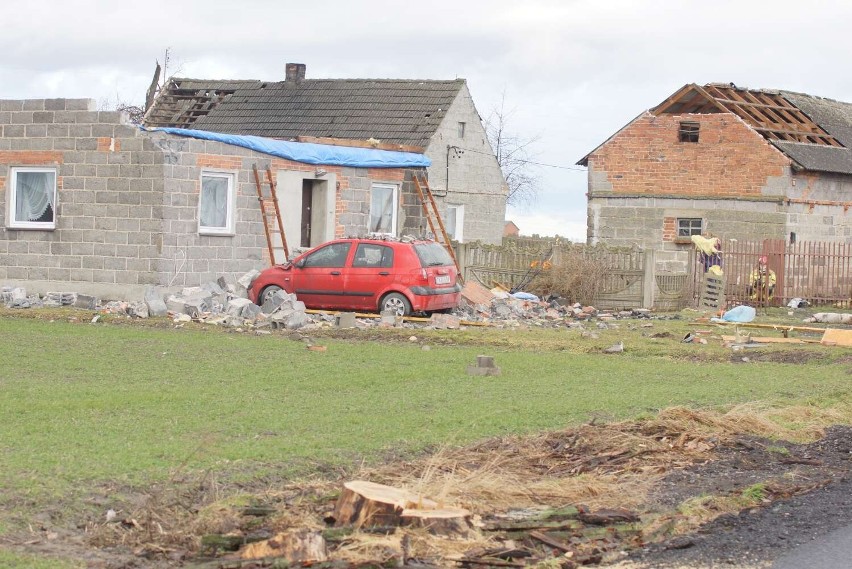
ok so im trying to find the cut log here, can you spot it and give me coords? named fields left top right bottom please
left=239, top=529, right=327, bottom=562
left=331, top=481, right=471, bottom=536
left=401, top=507, right=472, bottom=537
left=577, top=507, right=639, bottom=525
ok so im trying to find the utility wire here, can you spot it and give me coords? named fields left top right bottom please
left=455, top=146, right=587, bottom=171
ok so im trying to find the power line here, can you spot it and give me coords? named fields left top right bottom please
left=455, top=146, right=587, bottom=172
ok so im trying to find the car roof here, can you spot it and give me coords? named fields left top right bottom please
left=336, top=237, right=439, bottom=246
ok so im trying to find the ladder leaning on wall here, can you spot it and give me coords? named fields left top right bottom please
left=252, top=164, right=289, bottom=265
left=412, top=173, right=462, bottom=279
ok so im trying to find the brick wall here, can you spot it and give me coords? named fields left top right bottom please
left=585, top=111, right=800, bottom=271
left=588, top=112, right=791, bottom=198
left=584, top=109, right=852, bottom=272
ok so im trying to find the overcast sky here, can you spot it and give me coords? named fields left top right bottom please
left=4, top=1, right=852, bottom=241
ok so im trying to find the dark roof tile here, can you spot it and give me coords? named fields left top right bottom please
left=145, top=77, right=465, bottom=147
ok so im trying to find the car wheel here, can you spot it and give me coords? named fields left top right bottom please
left=380, top=292, right=412, bottom=316
left=260, top=285, right=283, bottom=306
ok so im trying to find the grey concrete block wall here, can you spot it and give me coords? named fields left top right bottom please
left=0, top=99, right=169, bottom=298
left=0, top=101, right=278, bottom=298
left=588, top=196, right=788, bottom=272
left=2, top=97, right=500, bottom=300
left=424, top=84, right=507, bottom=244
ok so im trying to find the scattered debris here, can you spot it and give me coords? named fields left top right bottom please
left=3, top=272, right=681, bottom=334
left=806, top=312, right=852, bottom=325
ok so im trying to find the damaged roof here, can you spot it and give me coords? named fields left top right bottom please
left=144, top=76, right=466, bottom=148
left=579, top=83, right=852, bottom=175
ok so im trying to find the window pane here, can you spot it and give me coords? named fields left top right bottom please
left=15, top=171, right=55, bottom=223
left=445, top=206, right=457, bottom=239
left=677, top=218, right=703, bottom=237
left=303, top=243, right=351, bottom=268
left=414, top=242, right=453, bottom=267
left=353, top=244, right=394, bottom=268
left=200, top=175, right=229, bottom=229
left=370, top=186, right=395, bottom=234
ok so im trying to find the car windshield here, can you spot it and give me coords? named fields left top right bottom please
left=414, top=242, right=453, bottom=267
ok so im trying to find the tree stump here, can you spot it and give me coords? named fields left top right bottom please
left=401, top=507, right=472, bottom=537
left=331, top=481, right=471, bottom=537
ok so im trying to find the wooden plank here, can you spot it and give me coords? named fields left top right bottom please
left=529, top=530, right=572, bottom=553
left=709, top=322, right=827, bottom=333
left=721, top=336, right=815, bottom=344
left=821, top=329, right=852, bottom=347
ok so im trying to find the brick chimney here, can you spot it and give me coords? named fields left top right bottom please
left=285, top=63, right=306, bottom=82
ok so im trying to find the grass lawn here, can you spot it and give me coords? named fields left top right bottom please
left=1, top=311, right=850, bottom=567
left=2, top=314, right=849, bottom=499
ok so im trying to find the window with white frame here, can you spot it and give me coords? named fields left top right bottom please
left=370, top=184, right=398, bottom=235
left=445, top=204, right=464, bottom=242
left=198, top=172, right=235, bottom=235
left=8, top=167, right=57, bottom=229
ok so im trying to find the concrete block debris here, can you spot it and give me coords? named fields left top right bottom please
left=430, top=312, right=461, bottom=329
left=44, top=291, right=77, bottom=307
left=235, top=269, right=260, bottom=298
left=73, top=294, right=100, bottom=310
left=467, top=354, right=501, bottom=376
left=335, top=312, right=357, bottom=329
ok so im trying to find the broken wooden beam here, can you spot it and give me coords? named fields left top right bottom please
left=239, top=529, right=327, bottom=562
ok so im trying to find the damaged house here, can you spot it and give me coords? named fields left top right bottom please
left=144, top=63, right=507, bottom=246
left=579, top=83, right=852, bottom=271
left=0, top=66, right=506, bottom=300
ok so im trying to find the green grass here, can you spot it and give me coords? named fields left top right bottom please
left=0, top=314, right=849, bottom=508
left=0, top=551, right=82, bottom=569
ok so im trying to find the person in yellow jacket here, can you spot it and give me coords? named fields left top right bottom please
left=748, top=255, right=776, bottom=301
left=691, top=234, right=722, bottom=273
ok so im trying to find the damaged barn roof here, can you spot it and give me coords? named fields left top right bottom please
left=579, top=83, right=852, bottom=174
left=144, top=74, right=466, bottom=148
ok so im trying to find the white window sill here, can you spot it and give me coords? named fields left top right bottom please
left=7, top=224, right=56, bottom=231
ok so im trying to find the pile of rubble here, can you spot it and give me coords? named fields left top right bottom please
left=1, top=270, right=311, bottom=331
left=2, top=275, right=672, bottom=333
left=455, top=281, right=666, bottom=328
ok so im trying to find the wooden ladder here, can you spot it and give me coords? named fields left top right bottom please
left=412, top=174, right=461, bottom=277
left=252, top=164, right=289, bottom=265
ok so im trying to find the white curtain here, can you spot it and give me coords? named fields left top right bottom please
left=200, top=176, right=228, bottom=228
left=16, top=171, right=55, bottom=222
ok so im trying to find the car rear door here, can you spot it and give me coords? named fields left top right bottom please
left=343, top=243, right=396, bottom=311
left=292, top=241, right=352, bottom=309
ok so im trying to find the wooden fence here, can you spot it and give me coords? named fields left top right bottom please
left=454, top=241, right=653, bottom=309
left=456, top=238, right=852, bottom=310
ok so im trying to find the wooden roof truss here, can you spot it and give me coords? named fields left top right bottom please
left=144, top=81, right=237, bottom=128
left=653, top=83, right=842, bottom=147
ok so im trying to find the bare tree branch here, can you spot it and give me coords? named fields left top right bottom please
left=484, top=90, right=542, bottom=207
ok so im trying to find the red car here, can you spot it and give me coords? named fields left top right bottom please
left=249, top=238, right=461, bottom=316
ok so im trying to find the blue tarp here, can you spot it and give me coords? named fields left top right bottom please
left=148, top=128, right=431, bottom=168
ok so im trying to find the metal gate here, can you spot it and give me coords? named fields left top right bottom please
left=692, top=239, right=852, bottom=308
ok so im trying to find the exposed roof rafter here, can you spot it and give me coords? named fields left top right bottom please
left=652, top=83, right=844, bottom=147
